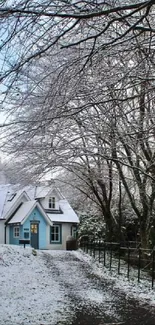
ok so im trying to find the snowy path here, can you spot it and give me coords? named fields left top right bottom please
left=42, top=250, right=155, bottom=325
left=0, top=245, right=155, bottom=325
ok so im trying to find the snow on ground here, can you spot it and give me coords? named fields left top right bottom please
left=0, top=245, right=70, bottom=325
left=45, top=250, right=121, bottom=321
left=74, top=249, right=155, bottom=308
left=0, top=245, right=155, bottom=325
left=0, top=245, right=121, bottom=325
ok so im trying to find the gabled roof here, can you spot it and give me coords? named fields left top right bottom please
left=47, top=199, right=79, bottom=223
left=0, top=183, right=79, bottom=224
left=21, top=185, right=64, bottom=200
left=0, top=185, right=10, bottom=218
left=0, top=184, right=30, bottom=220
left=4, top=190, right=30, bottom=220
left=7, top=201, right=36, bottom=224
left=35, top=186, right=64, bottom=200
left=8, top=200, right=53, bottom=226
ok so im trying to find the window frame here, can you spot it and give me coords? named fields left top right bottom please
left=71, top=225, right=77, bottom=239
left=49, top=197, right=56, bottom=209
left=30, top=224, right=38, bottom=234
left=13, top=226, right=20, bottom=238
left=24, top=232, right=30, bottom=239
left=50, top=224, right=61, bottom=244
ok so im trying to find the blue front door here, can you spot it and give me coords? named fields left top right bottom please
left=30, top=223, right=39, bottom=249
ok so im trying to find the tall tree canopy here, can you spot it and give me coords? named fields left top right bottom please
left=0, top=1, right=154, bottom=89
left=1, top=0, right=155, bottom=247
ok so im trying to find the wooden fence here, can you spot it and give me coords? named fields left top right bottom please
left=80, top=240, right=155, bottom=289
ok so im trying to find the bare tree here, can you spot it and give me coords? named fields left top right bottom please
left=0, top=1, right=155, bottom=94
left=1, top=1, right=155, bottom=247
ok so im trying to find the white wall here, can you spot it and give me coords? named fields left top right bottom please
left=0, top=220, right=5, bottom=244
left=40, top=192, right=59, bottom=210
left=6, top=225, right=9, bottom=244
left=46, top=223, right=73, bottom=250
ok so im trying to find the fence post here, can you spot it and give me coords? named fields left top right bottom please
left=89, top=240, right=92, bottom=256
left=138, top=248, right=141, bottom=283
left=99, top=240, right=101, bottom=263
left=152, top=248, right=155, bottom=289
left=81, top=240, right=83, bottom=252
left=83, top=240, right=85, bottom=252
left=127, top=246, right=130, bottom=279
left=93, top=241, right=96, bottom=258
left=110, top=243, right=112, bottom=270
left=86, top=240, right=88, bottom=254
left=104, top=242, right=106, bottom=266
left=118, top=244, right=121, bottom=275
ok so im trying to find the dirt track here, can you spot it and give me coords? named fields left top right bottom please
left=42, top=251, right=155, bottom=325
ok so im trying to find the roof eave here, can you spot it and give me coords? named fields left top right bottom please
left=4, top=191, right=30, bottom=221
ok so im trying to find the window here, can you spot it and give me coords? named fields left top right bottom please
left=31, top=224, right=38, bottom=234
left=71, top=226, right=77, bottom=239
left=50, top=225, right=61, bottom=243
left=24, top=232, right=29, bottom=239
left=49, top=197, right=55, bottom=209
left=14, top=226, right=20, bottom=238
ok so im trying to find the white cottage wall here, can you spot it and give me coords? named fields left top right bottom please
left=40, top=194, right=59, bottom=210
left=0, top=220, right=5, bottom=244
left=6, top=226, right=10, bottom=244
left=46, top=223, right=72, bottom=250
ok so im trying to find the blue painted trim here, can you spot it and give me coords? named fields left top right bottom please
left=13, top=226, right=20, bottom=238
left=30, top=222, right=39, bottom=249
left=50, top=224, right=62, bottom=244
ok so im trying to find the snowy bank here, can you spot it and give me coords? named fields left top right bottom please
left=73, top=250, right=155, bottom=308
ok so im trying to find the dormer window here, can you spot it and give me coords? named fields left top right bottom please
left=49, top=197, right=55, bottom=209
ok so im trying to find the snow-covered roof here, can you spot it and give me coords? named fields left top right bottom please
left=22, top=185, right=49, bottom=199
left=0, top=185, right=9, bottom=218
left=21, top=185, right=64, bottom=200
left=0, top=184, right=29, bottom=219
left=47, top=199, right=79, bottom=223
left=35, top=186, right=64, bottom=199
left=35, top=186, right=53, bottom=199
left=0, top=184, right=60, bottom=219
left=8, top=201, right=36, bottom=224
left=0, top=184, right=78, bottom=224
left=3, top=189, right=29, bottom=219
left=8, top=200, right=53, bottom=225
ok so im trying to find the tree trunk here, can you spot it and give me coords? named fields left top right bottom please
left=104, top=214, right=114, bottom=242
left=140, top=224, right=149, bottom=250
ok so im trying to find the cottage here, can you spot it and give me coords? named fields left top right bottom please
left=0, top=184, right=79, bottom=249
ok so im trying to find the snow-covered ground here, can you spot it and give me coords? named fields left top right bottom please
left=0, top=245, right=68, bottom=325
left=0, top=245, right=155, bottom=325
left=76, top=250, right=155, bottom=307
